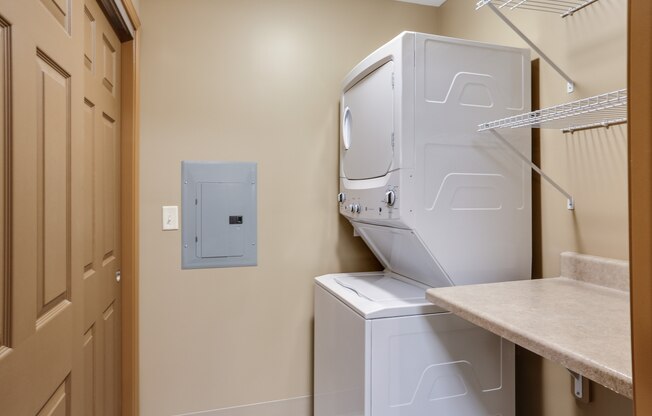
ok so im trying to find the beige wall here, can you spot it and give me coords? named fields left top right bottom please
left=138, top=0, right=437, bottom=414
left=435, top=1, right=631, bottom=415
left=140, top=0, right=632, bottom=415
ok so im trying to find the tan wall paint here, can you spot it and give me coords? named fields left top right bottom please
left=435, top=1, right=631, bottom=415
left=138, top=0, right=437, bottom=414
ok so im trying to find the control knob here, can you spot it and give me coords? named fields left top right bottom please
left=349, top=204, right=361, bottom=214
left=337, top=192, right=346, bottom=203
left=385, top=190, right=396, bottom=207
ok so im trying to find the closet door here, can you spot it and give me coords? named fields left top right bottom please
left=0, top=0, right=81, bottom=413
left=0, top=0, right=122, bottom=414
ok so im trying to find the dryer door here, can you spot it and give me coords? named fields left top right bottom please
left=341, top=60, right=395, bottom=180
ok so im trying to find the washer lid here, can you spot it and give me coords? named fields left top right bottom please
left=315, top=272, right=446, bottom=319
left=333, top=274, right=424, bottom=302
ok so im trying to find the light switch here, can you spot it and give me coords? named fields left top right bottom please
left=162, top=206, right=179, bottom=230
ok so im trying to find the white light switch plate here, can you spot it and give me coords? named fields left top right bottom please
left=162, top=206, right=179, bottom=230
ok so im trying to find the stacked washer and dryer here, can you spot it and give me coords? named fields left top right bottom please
left=314, top=32, right=532, bottom=416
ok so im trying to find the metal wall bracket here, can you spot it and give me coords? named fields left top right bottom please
left=484, top=2, right=575, bottom=93
left=568, top=369, right=591, bottom=403
left=570, top=370, right=583, bottom=398
left=488, top=129, right=575, bottom=210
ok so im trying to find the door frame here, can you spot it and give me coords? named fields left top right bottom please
left=98, top=1, right=141, bottom=415
left=628, top=1, right=652, bottom=415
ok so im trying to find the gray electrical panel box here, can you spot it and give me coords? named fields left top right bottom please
left=182, top=161, right=257, bottom=269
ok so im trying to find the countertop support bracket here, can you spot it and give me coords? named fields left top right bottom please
left=570, top=370, right=584, bottom=399
left=488, top=129, right=575, bottom=210
left=484, top=2, right=575, bottom=93
left=569, top=369, right=591, bottom=402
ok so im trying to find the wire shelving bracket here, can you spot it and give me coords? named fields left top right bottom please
left=477, top=0, right=600, bottom=18
left=476, top=0, right=576, bottom=93
left=487, top=129, right=575, bottom=210
left=478, top=89, right=628, bottom=210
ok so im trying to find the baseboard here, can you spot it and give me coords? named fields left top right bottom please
left=176, top=395, right=313, bottom=416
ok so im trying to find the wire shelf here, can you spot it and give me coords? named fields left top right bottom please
left=478, top=89, right=627, bottom=133
left=476, top=0, right=599, bottom=17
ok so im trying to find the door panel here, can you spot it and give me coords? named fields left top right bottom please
left=84, top=1, right=121, bottom=415
left=82, top=326, right=96, bottom=416
left=0, top=0, right=122, bottom=414
left=40, top=0, right=71, bottom=34
left=83, top=7, right=95, bottom=72
left=37, top=378, right=70, bottom=416
left=36, top=51, right=71, bottom=317
left=102, top=303, right=117, bottom=416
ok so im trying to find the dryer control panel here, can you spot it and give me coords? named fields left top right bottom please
left=338, top=170, right=408, bottom=227
left=339, top=186, right=399, bottom=220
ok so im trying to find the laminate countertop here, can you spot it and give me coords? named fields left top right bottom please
left=425, top=252, right=632, bottom=398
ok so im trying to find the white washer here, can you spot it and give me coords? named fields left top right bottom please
left=314, top=272, right=514, bottom=416
left=315, top=32, right=531, bottom=416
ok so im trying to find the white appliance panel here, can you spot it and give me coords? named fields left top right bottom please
left=371, top=313, right=515, bottom=416
left=419, top=36, right=527, bottom=110
left=339, top=32, right=531, bottom=287
left=413, top=34, right=532, bottom=286
left=342, top=61, right=395, bottom=180
left=352, top=223, right=453, bottom=288
left=314, top=285, right=369, bottom=416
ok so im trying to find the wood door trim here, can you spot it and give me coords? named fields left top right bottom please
left=0, top=14, right=11, bottom=350
left=121, top=0, right=141, bottom=31
left=120, top=35, right=140, bottom=416
left=97, top=0, right=135, bottom=42
left=628, top=1, right=652, bottom=415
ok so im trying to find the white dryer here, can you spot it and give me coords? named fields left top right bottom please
left=315, top=32, right=531, bottom=416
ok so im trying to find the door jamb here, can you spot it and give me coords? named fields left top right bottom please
left=119, top=3, right=140, bottom=415
left=628, top=1, right=652, bottom=415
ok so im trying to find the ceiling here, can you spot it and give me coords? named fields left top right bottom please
left=395, top=0, right=448, bottom=6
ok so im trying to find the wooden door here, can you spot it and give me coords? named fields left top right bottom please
left=82, top=0, right=122, bottom=415
left=0, top=0, right=122, bottom=414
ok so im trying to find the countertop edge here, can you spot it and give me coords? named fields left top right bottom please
left=426, top=280, right=633, bottom=399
